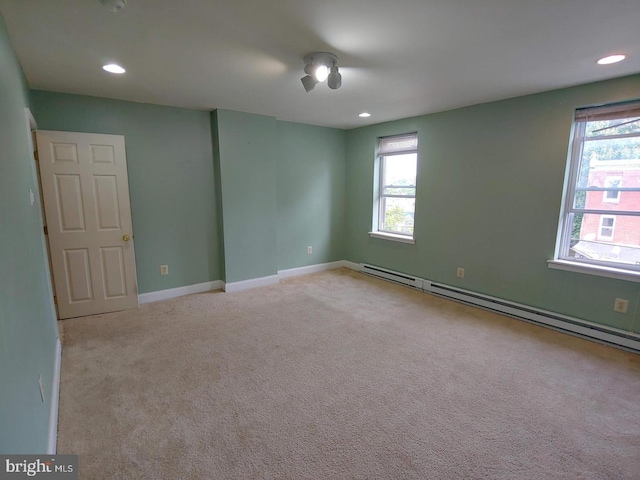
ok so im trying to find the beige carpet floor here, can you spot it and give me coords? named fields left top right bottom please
left=57, top=268, right=640, bottom=479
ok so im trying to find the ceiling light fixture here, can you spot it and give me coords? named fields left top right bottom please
left=597, top=54, right=626, bottom=65
left=358, top=112, right=371, bottom=118
left=103, top=63, right=126, bottom=74
left=301, top=52, right=342, bottom=92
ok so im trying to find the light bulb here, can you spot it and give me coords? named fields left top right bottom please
left=315, top=65, right=329, bottom=82
left=327, top=66, right=341, bottom=89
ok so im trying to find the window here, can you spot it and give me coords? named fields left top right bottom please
left=603, top=176, right=622, bottom=203
left=371, top=133, right=418, bottom=241
left=554, top=101, right=640, bottom=274
left=598, top=215, right=615, bottom=240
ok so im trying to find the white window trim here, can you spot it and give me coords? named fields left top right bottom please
left=551, top=101, right=640, bottom=277
left=373, top=133, right=418, bottom=239
left=548, top=259, right=640, bottom=283
left=368, top=230, right=416, bottom=244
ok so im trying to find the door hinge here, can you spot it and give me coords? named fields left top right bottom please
left=43, top=225, right=48, bottom=235
left=34, top=151, right=39, bottom=161
left=53, top=295, right=57, bottom=305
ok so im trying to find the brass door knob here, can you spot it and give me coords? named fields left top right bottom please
left=123, top=234, right=131, bottom=241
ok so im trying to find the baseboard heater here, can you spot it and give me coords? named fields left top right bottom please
left=360, top=263, right=640, bottom=353
left=361, top=263, right=423, bottom=289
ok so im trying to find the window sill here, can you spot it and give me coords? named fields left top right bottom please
left=368, top=231, right=415, bottom=244
left=547, top=259, right=640, bottom=283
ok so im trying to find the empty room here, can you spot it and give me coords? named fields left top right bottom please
left=1, top=1, right=640, bottom=478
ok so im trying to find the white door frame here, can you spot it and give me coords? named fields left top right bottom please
left=25, top=108, right=58, bottom=318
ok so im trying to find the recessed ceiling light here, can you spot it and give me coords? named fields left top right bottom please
left=597, top=54, right=626, bottom=65
left=102, top=63, right=126, bottom=74
left=359, top=112, right=371, bottom=118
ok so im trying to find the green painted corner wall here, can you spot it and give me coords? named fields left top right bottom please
left=215, top=109, right=278, bottom=283
left=211, top=112, right=347, bottom=282
left=276, top=121, right=346, bottom=270
left=345, top=74, right=640, bottom=333
left=0, top=14, right=58, bottom=453
left=210, top=111, right=226, bottom=281
left=29, top=91, right=222, bottom=293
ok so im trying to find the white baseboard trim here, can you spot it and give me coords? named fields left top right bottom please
left=223, top=261, right=355, bottom=292
left=138, top=260, right=361, bottom=300
left=138, top=280, right=224, bottom=304
left=340, top=260, right=362, bottom=272
left=223, top=274, right=280, bottom=293
left=47, top=337, right=62, bottom=454
left=278, top=261, right=345, bottom=280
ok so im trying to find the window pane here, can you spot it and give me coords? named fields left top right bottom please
left=605, top=190, right=619, bottom=200
left=576, top=169, right=623, bottom=190
left=574, top=179, right=640, bottom=213
left=382, top=154, right=417, bottom=188
left=569, top=213, right=640, bottom=266
left=382, top=186, right=415, bottom=196
left=575, top=136, right=640, bottom=212
left=582, top=136, right=640, bottom=162
left=600, top=227, right=613, bottom=237
left=381, top=197, right=415, bottom=235
left=585, top=117, right=640, bottom=137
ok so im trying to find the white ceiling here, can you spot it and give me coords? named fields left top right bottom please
left=1, top=0, right=639, bottom=129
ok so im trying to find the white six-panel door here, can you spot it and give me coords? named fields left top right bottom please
left=36, top=131, right=138, bottom=319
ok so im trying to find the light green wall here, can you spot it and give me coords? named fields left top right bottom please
left=29, top=91, right=222, bottom=293
left=0, top=14, right=58, bottom=453
left=345, top=74, right=640, bottom=333
left=276, top=121, right=346, bottom=270
left=26, top=95, right=348, bottom=288
left=213, top=113, right=347, bottom=281
left=215, top=109, right=278, bottom=283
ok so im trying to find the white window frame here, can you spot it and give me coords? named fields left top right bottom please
left=370, top=133, right=418, bottom=243
left=550, top=100, right=640, bottom=281
left=598, top=215, right=615, bottom=240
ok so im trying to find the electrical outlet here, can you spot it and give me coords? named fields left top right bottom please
left=38, top=374, right=45, bottom=402
left=160, top=265, right=169, bottom=275
left=614, top=298, right=629, bottom=313
left=456, top=267, right=465, bottom=278
left=307, top=246, right=313, bottom=255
